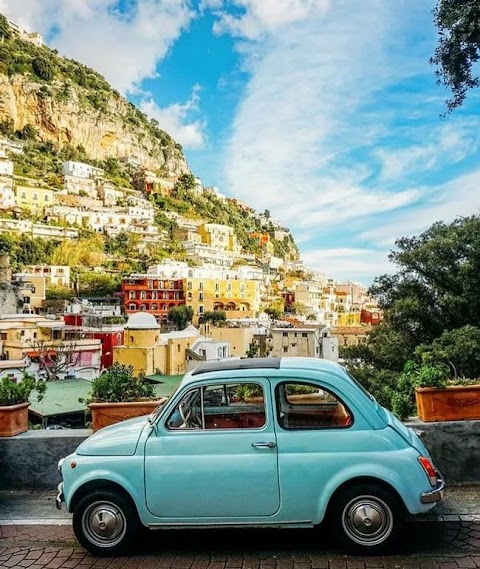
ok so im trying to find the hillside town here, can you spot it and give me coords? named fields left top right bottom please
left=0, top=132, right=383, bottom=426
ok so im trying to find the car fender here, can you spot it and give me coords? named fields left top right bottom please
left=314, top=460, right=424, bottom=523
left=64, top=460, right=146, bottom=517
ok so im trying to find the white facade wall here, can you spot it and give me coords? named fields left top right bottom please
left=0, top=185, right=15, bottom=209
left=0, top=159, right=14, bottom=177
left=62, top=161, right=104, bottom=180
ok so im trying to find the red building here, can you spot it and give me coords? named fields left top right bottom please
left=281, top=291, right=295, bottom=310
left=360, top=309, right=383, bottom=326
left=64, top=314, right=124, bottom=370
left=122, top=276, right=185, bottom=322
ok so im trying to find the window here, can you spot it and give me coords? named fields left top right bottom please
left=166, top=383, right=266, bottom=430
left=129, top=303, right=135, bottom=310
left=199, top=282, right=204, bottom=290
left=140, top=291, right=146, bottom=299
left=275, top=381, right=352, bottom=429
left=199, top=292, right=204, bottom=301
left=199, top=305, right=204, bottom=314
left=129, top=291, right=135, bottom=299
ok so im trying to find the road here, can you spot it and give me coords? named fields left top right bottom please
left=1, top=519, right=479, bottom=569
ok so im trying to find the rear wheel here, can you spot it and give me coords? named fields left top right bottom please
left=73, top=489, right=140, bottom=556
left=329, top=483, right=404, bottom=554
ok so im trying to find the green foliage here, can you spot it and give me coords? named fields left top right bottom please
left=17, top=123, right=38, bottom=140
left=431, top=0, right=480, bottom=112
left=0, top=14, right=11, bottom=40
left=78, top=272, right=121, bottom=297
left=0, top=374, right=46, bottom=406
left=245, top=343, right=259, bottom=358
left=344, top=215, right=480, bottom=418
left=0, top=117, right=14, bottom=136
left=45, top=285, right=75, bottom=301
left=84, top=363, right=156, bottom=404
left=203, top=310, right=227, bottom=325
left=168, top=305, right=194, bottom=329
left=0, top=232, right=59, bottom=270
left=32, top=55, right=55, bottom=81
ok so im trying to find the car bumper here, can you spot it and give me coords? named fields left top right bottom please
left=56, top=482, right=64, bottom=510
left=420, top=471, right=445, bottom=504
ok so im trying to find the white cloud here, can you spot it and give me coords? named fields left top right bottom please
left=0, top=0, right=194, bottom=93
left=359, top=170, right=480, bottom=246
left=210, top=0, right=330, bottom=39
left=374, top=120, right=480, bottom=182
left=213, top=0, right=480, bottom=282
left=139, top=85, right=207, bottom=149
left=300, top=248, right=392, bottom=284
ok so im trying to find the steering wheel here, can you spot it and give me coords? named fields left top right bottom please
left=179, top=402, right=202, bottom=428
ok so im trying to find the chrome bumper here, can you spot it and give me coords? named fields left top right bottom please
left=56, top=482, right=64, bottom=510
left=421, top=471, right=445, bottom=504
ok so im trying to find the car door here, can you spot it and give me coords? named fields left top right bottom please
left=144, top=378, right=280, bottom=520
left=273, top=378, right=358, bottom=521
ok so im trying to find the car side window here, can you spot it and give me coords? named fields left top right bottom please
left=166, top=382, right=266, bottom=430
left=275, top=381, right=352, bottom=429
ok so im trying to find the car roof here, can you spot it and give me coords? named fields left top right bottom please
left=182, top=357, right=347, bottom=387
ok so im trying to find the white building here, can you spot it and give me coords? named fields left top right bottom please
left=63, top=161, right=104, bottom=180
left=0, top=181, right=15, bottom=209
left=0, top=159, right=14, bottom=177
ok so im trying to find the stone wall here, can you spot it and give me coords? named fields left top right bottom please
left=0, top=420, right=478, bottom=490
left=406, top=418, right=480, bottom=484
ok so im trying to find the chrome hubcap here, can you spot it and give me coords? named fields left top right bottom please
left=342, top=495, right=393, bottom=546
left=82, top=501, right=126, bottom=548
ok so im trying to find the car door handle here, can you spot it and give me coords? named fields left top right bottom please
left=251, top=441, right=276, bottom=449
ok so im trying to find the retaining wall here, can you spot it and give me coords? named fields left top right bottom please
left=0, top=420, right=479, bottom=490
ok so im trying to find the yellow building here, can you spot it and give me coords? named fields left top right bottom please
left=15, top=184, right=55, bottom=214
left=201, top=323, right=256, bottom=358
left=12, top=273, right=47, bottom=313
left=198, top=223, right=238, bottom=252
left=114, top=313, right=201, bottom=376
left=337, top=312, right=361, bottom=326
left=184, top=276, right=260, bottom=324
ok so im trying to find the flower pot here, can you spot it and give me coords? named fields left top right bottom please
left=0, top=402, right=30, bottom=436
left=89, top=400, right=166, bottom=431
left=415, top=384, right=480, bottom=422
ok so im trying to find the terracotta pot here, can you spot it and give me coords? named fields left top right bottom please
left=0, top=402, right=30, bottom=437
left=89, top=400, right=165, bottom=431
left=415, top=385, right=480, bottom=422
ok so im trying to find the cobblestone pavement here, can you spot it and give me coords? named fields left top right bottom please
left=0, top=521, right=479, bottom=569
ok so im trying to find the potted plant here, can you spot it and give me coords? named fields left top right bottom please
left=413, top=363, right=480, bottom=422
left=0, top=374, right=46, bottom=436
left=84, top=363, right=166, bottom=431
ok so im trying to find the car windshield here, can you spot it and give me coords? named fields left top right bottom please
left=148, top=382, right=183, bottom=423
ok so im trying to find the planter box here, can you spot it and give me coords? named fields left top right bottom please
left=0, top=402, right=30, bottom=437
left=89, top=400, right=165, bottom=431
left=416, top=385, right=480, bottom=422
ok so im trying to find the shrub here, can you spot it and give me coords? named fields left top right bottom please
left=0, top=375, right=46, bottom=406
left=84, top=364, right=156, bottom=403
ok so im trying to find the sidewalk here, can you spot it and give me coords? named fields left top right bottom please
left=0, top=483, right=479, bottom=524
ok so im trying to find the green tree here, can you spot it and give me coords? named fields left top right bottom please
left=203, top=310, right=227, bottom=325
left=168, top=305, right=194, bottom=330
left=32, top=56, right=55, bottom=81
left=0, top=14, right=12, bottom=40
left=431, top=0, right=480, bottom=112
left=343, top=215, right=480, bottom=415
left=78, top=273, right=121, bottom=297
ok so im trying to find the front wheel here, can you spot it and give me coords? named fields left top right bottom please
left=73, top=489, right=140, bottom=556
left=329, top=483, right=404, bottom=554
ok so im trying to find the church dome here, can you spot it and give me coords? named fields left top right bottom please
left=125, top=312, right=160, bottom=330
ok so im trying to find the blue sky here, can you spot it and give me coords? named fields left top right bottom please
left=2, top=0, right=480, bottom=284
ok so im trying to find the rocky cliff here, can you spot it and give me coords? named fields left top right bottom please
left=0, top=32, right=189, bottom=176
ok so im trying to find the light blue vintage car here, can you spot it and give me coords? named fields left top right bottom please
left=57, top=357, right=444, bottom=556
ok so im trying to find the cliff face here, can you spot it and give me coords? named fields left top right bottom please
left=0, top=75, right=189, bottom=176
